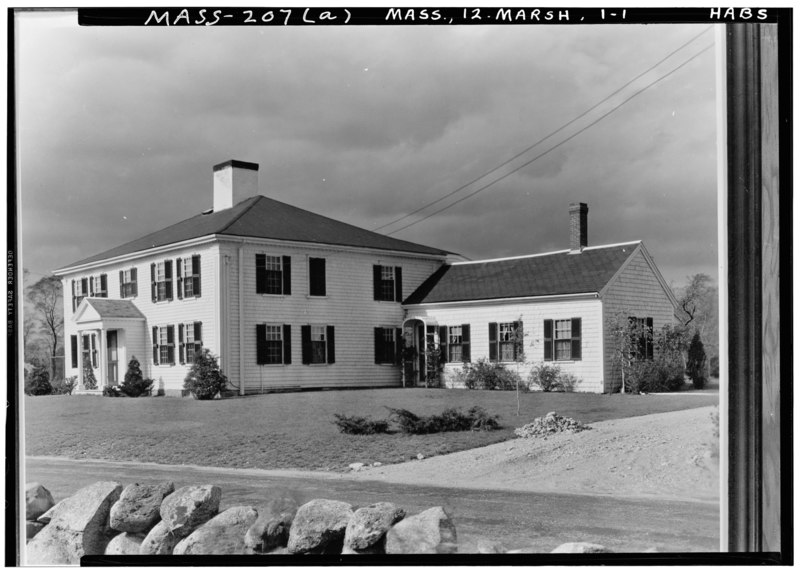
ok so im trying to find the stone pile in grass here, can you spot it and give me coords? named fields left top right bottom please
left=514, top=411, right=591, bottom=439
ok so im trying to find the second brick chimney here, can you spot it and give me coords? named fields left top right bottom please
left=569, top=202, right=588, bottom=252
left=213, top=160, right=259, bottom=212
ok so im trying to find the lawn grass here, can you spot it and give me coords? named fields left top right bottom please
left=25, top=388, right=717, bottom=471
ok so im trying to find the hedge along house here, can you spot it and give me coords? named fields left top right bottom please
left=401, top=204, right=682, bottom=393
left=54, top=160, right=456, bottom=396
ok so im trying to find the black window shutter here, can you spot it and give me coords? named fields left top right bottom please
left=488, top=322, right=498, bottom=361
left=100, top=274, right=107, bottom=296
left=256, top=254, right=266, bottom=293
left=71, top=279, right=76, bottom=311
left=256, top=324, right=267, bottom=365
left=514, top=320, right=523, bottom=360
left=165, top=260, right=173, bottom=300
left=374, top=327, right=383, bottom=364
left=176, top=257, right=183, bottom=299
left=152, top=326, right=159, bottom=365
left=82, top=278, right=89, bottom=297
left=301, top=325, right=311, bottom=365
left=439, top=325, right=448, bottom=363
left=373, top=265, right=382, bottom=300
left=89, top=277, right=94, bottom=297
left=194, top=322, right=202, bottom=361
left=167, top=325, right=175, bottom=364
left=283, top=324, right=292, bottom=364
left=179, top=323, right=185, bottom=364
left=544, top=319, right=553, bottom=361
left=193, top=254, right=201, bottom=297
left=151, top=263, right=157, bottom=302
left=70, top=335, right=78, bottom=368
left=309, top=258, right=326, bottom=296
left=326, top=325, right=335, bottom=364
left=282, top=255, right=291, bottom=295
left=461, top=324, right=471, bottom=363
left=131, top=267, right=138, bottom=297
left=394, top=267, right=403, bottom=302
left=119, top=270, right=124, bottom=298
left=395, top=328, right=403, bottom=365
left=571, top=318, right=582, bottom=361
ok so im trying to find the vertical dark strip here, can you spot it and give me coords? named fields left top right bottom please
left=283, top=324, right=291, bottom=365
left=326, top=325, right=335, bottom=364
left=727, top=22, right=762, bottom=553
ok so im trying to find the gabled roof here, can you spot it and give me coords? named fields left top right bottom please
left=75, top=298, right=145, bottom=321
left=60, top=195, right=452, bottom=270
left=404, top=242, right=642, bottom=304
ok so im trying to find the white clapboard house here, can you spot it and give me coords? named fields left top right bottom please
left=55, top=161, right=679, bottom=395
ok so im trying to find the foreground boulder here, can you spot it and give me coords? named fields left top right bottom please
left=476, top=539, right=508, bottom=554
left=287, top=499, right=354, bottom=554
left=173, top=506, right=258, bottom=555
left=342, top=502, right=406, bottom=554
left=105, top=532, right=146, bottom=555
left=139, top=520, right=184, bottom=555
left=36, top=499, right=67, bottom=525
left=550, top=542, right=612, bottom=553
left=160, top=485, right=221, bottom=538
left=110, top=482, right=174, bottom=533
left=26, top=483, right=55, bottom=521
left=26, top=481, right=123, bottom=565
left=385, top=506, right=457, bottom=554
left=244, top=497, right=298, bottom=554
left=26, top=521, right=45, bottom=541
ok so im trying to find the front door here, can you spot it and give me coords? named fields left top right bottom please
left=107, top=330, right=119, bottom=385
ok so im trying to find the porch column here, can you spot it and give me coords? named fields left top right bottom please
left=98, top=328, right=107, bottom=389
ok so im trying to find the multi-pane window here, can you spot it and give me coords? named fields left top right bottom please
left=72, top=278, right=88, bottom=311
left=499, top=323, right=517, bottom=361
left=256, top=324, right=292, bottom=365
left=120, top=268, right=138, bottom=298
left=310, top=326, right=327, bottom=364
left=151, top=260, right=173, bottom=302
left=629, top=317, right=654, bottom=360
left=90, top=275, right=107, bottom=297
left=543, top=318, right=581, bottom=361
left=152, top=325, right=175, bottom=365
left=256, top=254, right=291, bottom=295
left=448, top=326, right=463, bottom=363
left=178, top=255, right=201, bottom=299
left=374, top=327, right=399, bottom=364
left=489, top=321, right=523, bottom=362
left=373, top=265, right=402, bottom=302
left=180, top=322, right=203, bottom=364
left=82, top=333, right=98, bottom=368
left=309, top=257, right=326, bottom=297
left=437, top=324, right=470, bottom=363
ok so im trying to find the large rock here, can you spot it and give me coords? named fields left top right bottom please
left=105, top=532, right=146, bottom=555
left=173, top=506, right=258, bottom=555
left=36, top=499, right=67, bottom=525
left=342, top=502, right=406, bottom=554
left=160, top=485, right=221, bottom=538
left=385, top=506, right=457, bottom=554
left=287, top=499, right=354, bottom=554
left=476, top=539, right=508, bottom=554
left=26, top=483, right=55, bottom=521
left=139, top=520, right=184, bottom=555
left=26, top=481, right=123, bottom=565
left=26, top=521, right=45, bottom=541
left=110, top=482, right=174, bottom=533
left=243, top=496, right=298, bottom=554
left=550, top=542, right=612, bottom=553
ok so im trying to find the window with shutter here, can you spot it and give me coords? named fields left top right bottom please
left=256, top=254, right=288, bottom=295
left=257, top=324, right=284, bottom=365
left=544, top=318, right=582, bottom=361
left=121, top=268, right=137, bottom=298
left=448, top=325, right=463, bottom=363
left=310, top=326, right=326, bottom=364
left=309, top=258, right=326, bottom=296
left=178, top=256, right=201, bottom=299
left=154, top=261, right=173, bottom=302
left=373, top=265, right=397, bottom=302
left=374, top=327, right=396, bottom=364
left=628, top=317, right=653, bottom=360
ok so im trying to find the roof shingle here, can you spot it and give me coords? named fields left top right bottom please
left=404, top=242, right=640, bottom=304
left=83, top=298, right=145, bottom=319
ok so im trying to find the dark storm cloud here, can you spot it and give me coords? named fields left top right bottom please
left=17, top=14, right=717, bottom=289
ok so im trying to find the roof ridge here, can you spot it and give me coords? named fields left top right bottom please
left=451, top=240, right=641, bottom=266
left=216, top=195, right=263, bottom=235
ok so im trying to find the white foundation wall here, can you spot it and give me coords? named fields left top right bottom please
left=220, top=239, right=446, bottom=393
left=405, top=297, right=606, bottom=393
left=61, top=242, right=222, bottom=393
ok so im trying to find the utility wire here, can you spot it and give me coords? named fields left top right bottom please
left=373, top=26, right=713, bottom=234
left=384, top=42, right=714, bottom=237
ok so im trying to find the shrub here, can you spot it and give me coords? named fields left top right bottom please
left=625, top=359, right=685, bottom=394
left=529, top=363, right=562, bottom=392
left=102, top=385, right=123, bottom=397
left=709, top=355, right=720, bottom=378
left=25, top=365, right=52, bottom=396
left=82, top=354, right=97, bottom=390
left=119, top=356, right=154, bottom=397
left=50, top=376, right=77, bottom=395
left=386, top=406, right=500, bottom=434
left=555, top=372, right=580, bottom=392
left=333, top=414, right=390, bottom=435
left=462, top=359, right=523, bottom=391
left=183, top=349, right=228, bottom=400
left=686, top=331, right=707, bottom=389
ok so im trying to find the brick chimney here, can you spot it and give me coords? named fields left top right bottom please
left=213, top=160, right=259, bottom=211
left=569, top=202, right=588, bottom=252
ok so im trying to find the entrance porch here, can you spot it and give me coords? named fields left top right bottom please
left=401, top=317, right=444, bottom=387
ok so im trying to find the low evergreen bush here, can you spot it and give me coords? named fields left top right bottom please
left=386, top=406, right=500, bottom=434
left=25, top=365, right=52, bottom=396
left=119, top=356, right=154, bottom=397
left=183, top=349, right=228, bottom=400
left=462, top=359, right=523, bottom=391
left=686, top=331, right=707, bottom=389
left=333, top=414, right=390, bottom=435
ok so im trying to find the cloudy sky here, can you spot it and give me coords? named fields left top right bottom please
left=16, top=10, right=718, bottom=289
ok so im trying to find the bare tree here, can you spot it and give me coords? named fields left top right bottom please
left=26, top=275, right=63, bottom=378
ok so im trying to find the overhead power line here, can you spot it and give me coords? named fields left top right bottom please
left=382, top=41, right=714, bottom=237
left=373, top=26, right=713, bottom=235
